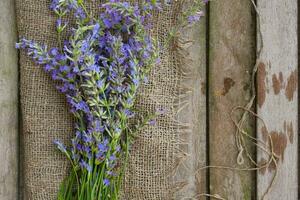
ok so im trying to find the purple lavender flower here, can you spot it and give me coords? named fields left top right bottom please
left=75, top=101, right=90, bottom=113
left=103, top=178, right=110, bottom=186
left=95, top=120, right=105, bottom=133
left=109, top=155, right=116, bottom=162
left=44, top=64, right=53, bottom=72
left=79, top=159, right=92, bottom=172
left=56, top=18, right=62, bottom=28
left=54, top=139, right=67, bottom=154
left=124, top=109, right=134, bottom=118
left=59, top=65, right=69, bottom=72
left=188, top=11, right=205, bottom=23
left=148, top=119, right=156, bottom=126
left=96, top=80, right=105, bottom=88
left=103, top=18, right=112, bottom=28
left=75, top=8, right=86, bottom=19
left=98, top=143, right=108, bottom=153
left=49, top=47, right=59, bottom=56
left=156, top=107, right=167, bottom=115
left=82, top=134, right=93, bottom=143
left=50, top=0, right=59, bottom=11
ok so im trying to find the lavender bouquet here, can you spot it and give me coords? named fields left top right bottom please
left=16, top=0, right=205, bottom=199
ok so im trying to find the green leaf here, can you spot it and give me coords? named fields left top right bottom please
left=151, top=0, right=157, bottom=5
left=95, top=159, right=101, bottom=165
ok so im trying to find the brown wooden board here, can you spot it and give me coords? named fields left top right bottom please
left=256, top=0, right=298, bottom=199
left=209, top=0, right=256, bottom=199
left=173, top=11, right=207, bottom=199
left=0, top=0, right=19, bottom=199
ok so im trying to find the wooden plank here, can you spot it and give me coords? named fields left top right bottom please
left=0, top=0, right=19, bottom=199
left=256, top=0, right=298, bottom=199
left=209, top=0, right=256, bottom=199
left=173, top=10, right=207, bottom=199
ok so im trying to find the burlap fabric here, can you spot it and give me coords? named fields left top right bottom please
left=16, top=0, right=186, bottom=199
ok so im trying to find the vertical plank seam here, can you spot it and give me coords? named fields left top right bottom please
left=254, top=0, right=258, bottom=199
left=205, top=2, right=210, bottom=199
left=297, top=1, right=300, bottom=198
left=14, top=0, right=22, bottom=198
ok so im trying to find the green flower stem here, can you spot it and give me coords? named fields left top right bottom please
left=79, top=2, right=91, bottom=19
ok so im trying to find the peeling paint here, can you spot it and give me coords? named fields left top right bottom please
left=286, top=121, right=294, bottom=144
left=259, top=122, right=294, bottom=173
left=272, top=72, right=284, bottom=94
left=221, top=77, right=235, bottom=96
left=257, top=62, right=266, bottom=108
left=261, top=129, right=287, bottom=164
left=270, top=131, right=287, bottom=160
left=285, top=70, right=298, bottom=101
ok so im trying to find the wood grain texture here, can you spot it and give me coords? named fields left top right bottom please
left=256, top=1, right=298, bottom=199
left=173, top=12, right=207, bottom=199
left=0, top=0, right=19, bottom=199
left=209, top=0, right=256, bottom=199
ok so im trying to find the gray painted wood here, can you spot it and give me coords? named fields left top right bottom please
left=256, top=0, right=298, bottom=199
left=0, top=0, right=19, bottom=199
left=209, top=0, right=256, bottom=199
left=173, top=9, right=207, bottom=199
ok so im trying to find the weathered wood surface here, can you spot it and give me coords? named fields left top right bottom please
left=4, top=0, right=300, bottom=199
left=173, top=12, right=207, bottom=199
left=0, top=0, right=19, bottom=199
left=256, top=0, right=298, bottom=199
left=209, top=0, right=256, bottom=199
